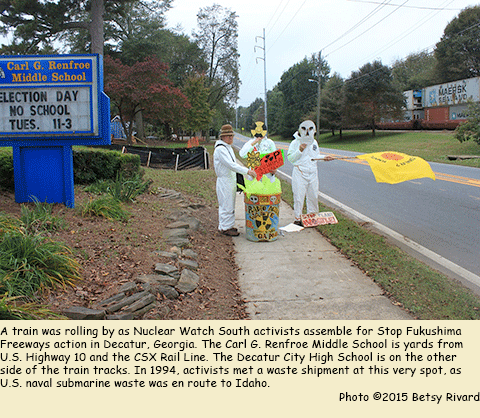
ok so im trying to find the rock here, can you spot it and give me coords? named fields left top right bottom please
left=178, top=258, right=199, bottom=271
left=105, top=313, right=134, bottom=320
left=137, top=273, right=178, bottom=288
left=163, top=228, right=189, bottom=239
left=166, top=237, right=190, bottom=248
left=176, top=269, right=199, bottom=293
left=106, top=291, right=150, bottom=313
left=124, top=294, right=156, bottom=313
left=62, top=306, right=106, bottom=320
left=118, top=282, right=138, bottom=294
left=182, top=249, right=198, bottom=259
left=158, top=285, right=179, bottom=300
left=154, top=250, right=178, bottom=260
left=132, top=302, right=157, bottom=318
left=97, top=292, right=126, bottom=307
left=187, top=204, right=205, bottom=210
left=154, top=263, right=180, bottom=279
left=157, top=188, right=182, bottom=199
left=169, top=246, right=182, bottom=257
left=178, top=216, right=201, bottom=231
left=166, top=221, right=190, bottom=229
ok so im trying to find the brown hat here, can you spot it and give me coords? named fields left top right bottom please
left=220, top=124, right=234, bottom=137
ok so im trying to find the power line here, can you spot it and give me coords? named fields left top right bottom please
left=325, top=0, right=409, bottom=57
left=240, top=0, right=306, bottom=106
left=322, top=0, right=394, bottom=52
left=349, top=0, right=455, bottom=70
left=266, top=0, right=292, bottom=36
left=239, top=0, right=292, bottom=106
left=268, top=0, right=308, bottom=52
left=347, top=0, right=462, bottom=10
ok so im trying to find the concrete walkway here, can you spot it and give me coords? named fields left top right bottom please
left=233, top=193, right=413, bottom=320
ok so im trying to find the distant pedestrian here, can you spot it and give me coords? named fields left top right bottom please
left=287, top=120, right=333, bottom=225
left=214, top=124, right=256, bottom=236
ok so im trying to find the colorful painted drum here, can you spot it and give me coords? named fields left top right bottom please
left=244, top=193, right=281, bottom=242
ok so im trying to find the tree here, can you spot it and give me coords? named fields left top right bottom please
left=182, top=73, right=214, bottom=136
left=391, top=51, right=438, bottom=91
left=434, top=5, right=480, bottom=83
left=104, top=56, right=190, bottom=143
left=64, top=0, right=176, bottom=58
left=319, top=73, right=345, bottom=137
left=454, top=100, right=480, bottom=145
left=193, top=4, right=240, bottom=108
left=266, top=88, right=285, bottom=136
left=344, top=60, right=405, bottom=136
left=275, top=54, right=330, bottom=137
left=0, top=0, right=143, bottom=55
left=119, top=27, right=207, bottom=88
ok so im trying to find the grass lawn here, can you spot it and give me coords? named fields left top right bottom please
left=270, top=130, right=480, bottom=167
left=321, top=130, right=480, bottom=167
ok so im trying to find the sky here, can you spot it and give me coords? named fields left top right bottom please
left=165, top=0, right=477, bottom=107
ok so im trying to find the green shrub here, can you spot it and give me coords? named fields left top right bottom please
left=20, top=198, right=66, bottom=233
left=84, top=172, right=152, bottom=202
left=0, top=149, right=14, bottom=191
left=0, top=212, right=22, bottom=235
left=80, top=196, right=130, bottom=221
left=0, top=147, right=142, bottom=191
left=84, top=179, right=112, bottom=195
left=0, top=295, right=66, bottom=320
left=73, top=148, right=142, bottom=184
left=107, top=172, right=152, bottom=202
left=0, top=231, right=80, bottom=298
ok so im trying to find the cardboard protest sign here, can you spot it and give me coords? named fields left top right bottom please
left=301, top=212, right=338, bottom=227
left=254, top=149, right=285, bottom=181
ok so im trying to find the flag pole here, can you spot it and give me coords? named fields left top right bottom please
left=311, top=156, right=358, bottom=161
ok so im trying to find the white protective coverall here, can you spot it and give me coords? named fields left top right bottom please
left=213, top=139, right=250, bottom=231
left=239, top=136, right=276, bottom=158
left=287, top=132, right=327, bottom=221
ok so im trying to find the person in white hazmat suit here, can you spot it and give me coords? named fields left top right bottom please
left=239, top=121, right=276, bottom=157
left=240, top=121, right=277, bottom=181
left=287, top=120, right=333, bottom=225
left=214, top=124, right=256, bottom=236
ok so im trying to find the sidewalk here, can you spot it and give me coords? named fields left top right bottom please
left=233, top=192, right=413, bottom=320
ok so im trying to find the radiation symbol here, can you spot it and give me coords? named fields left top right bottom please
left=381, top=152, right=404, bottom=161
left=246, top=150, right=262, bottom=169
left=255, top=214, right=273, bottom=232
left=251, top=121, right=267, bottom=138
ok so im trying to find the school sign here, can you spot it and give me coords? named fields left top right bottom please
left=0, top=54, right=111, bottom=207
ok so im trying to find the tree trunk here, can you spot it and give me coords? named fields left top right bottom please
left=90, top=0, right=104, bottom=55
left=135, top=111, right=145, bottom=140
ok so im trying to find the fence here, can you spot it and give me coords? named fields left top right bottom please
left=109, top=145, right=210, bottom=171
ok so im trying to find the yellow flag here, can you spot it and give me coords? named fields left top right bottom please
left=357, top=151, right=436, bottom=184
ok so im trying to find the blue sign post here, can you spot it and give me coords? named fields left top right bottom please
left=0, top=54, right=110, bottom=207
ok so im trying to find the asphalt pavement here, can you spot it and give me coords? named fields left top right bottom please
left=232, top=192, right=414, bottom=320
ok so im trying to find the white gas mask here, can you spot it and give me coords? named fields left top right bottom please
left=298, top=120, right=316, bottom=144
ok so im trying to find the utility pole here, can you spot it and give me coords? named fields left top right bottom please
left=316, top=51, right=322, bottom=140
left=255, top=28, right=268, bottom=131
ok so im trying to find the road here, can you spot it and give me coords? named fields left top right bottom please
left=233, top=134, right=480, bottom=293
